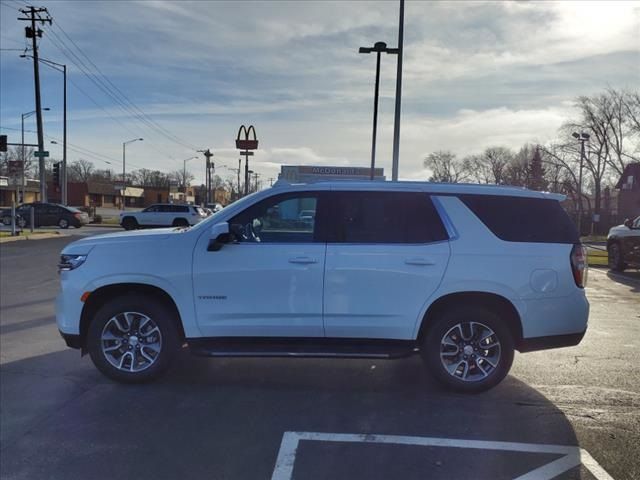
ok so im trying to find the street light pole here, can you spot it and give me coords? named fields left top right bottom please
left=21, top=108, right=49, bottom=203
left=359, top=42, right=398, bottom=180
left=572, top=132, right=590, bottom=235
left=181, top=156, right=197, bottom=200
left=21, top=55, right=68, bottom=203
left=122, top=138, right=143, bottom=210
left=391, top=0, right=405, bottom=182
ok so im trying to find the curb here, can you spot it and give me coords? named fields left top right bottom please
left=0, top=233, right=68, bottom=243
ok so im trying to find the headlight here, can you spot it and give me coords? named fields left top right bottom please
left=58, top=254, right=87, bottom=272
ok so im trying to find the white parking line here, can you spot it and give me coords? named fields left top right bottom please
left=271, top=431, right=614, bottom=480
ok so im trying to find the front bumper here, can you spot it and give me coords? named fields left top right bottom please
left=59, top=331, right=82, bottom=349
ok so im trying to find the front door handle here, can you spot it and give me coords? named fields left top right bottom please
left=405, top=258, right=435, bottom=266
left=289, top=256, right=317, bottom=264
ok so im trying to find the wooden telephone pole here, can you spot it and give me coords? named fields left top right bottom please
left=18, top=6, right=52, bottom=202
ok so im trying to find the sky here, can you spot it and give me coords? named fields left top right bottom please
left=1, top=0, right=639, bottom=186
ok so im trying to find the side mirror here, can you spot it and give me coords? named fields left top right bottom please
left=207, top=222, right=230, bottom=252
left=624, top=218, right=633, bottom=229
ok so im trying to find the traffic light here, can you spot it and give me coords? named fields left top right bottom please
left=0, top=135, right=7, bottom=152
left=53, top=161, right=61, bottom=186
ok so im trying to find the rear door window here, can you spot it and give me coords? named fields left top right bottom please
left=327, top=191, right=448, bottom=244
left=459, top=195, right=579, bottom=243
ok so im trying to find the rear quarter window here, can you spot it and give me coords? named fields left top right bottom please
left=459, top=194, right=579, bottom=244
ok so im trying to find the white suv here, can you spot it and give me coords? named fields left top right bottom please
left=120, top=203, right=207, bottom=230
left=57, top=181, right=589, bottom=392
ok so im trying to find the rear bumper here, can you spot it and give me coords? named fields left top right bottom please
left=518, top=330, right=586, bottom=353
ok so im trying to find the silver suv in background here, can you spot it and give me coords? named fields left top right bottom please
left=120, top=204, right=207, bottom=230
left=607, top=215, right=640, bottom=271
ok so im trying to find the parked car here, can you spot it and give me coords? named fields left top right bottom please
left=206, top=203, right=224, bottom=213
left=607, top=215, right=640, bottom=271
left=57, top=181, right=588, bottom=392
left=119, top=204, right=208, bottom=230
left=1, top=203, right=89, bottom=229
left=298, top=209, right=315, bottom=226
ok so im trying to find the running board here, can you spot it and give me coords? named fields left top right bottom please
left=187, top=337, right=419, bottom=359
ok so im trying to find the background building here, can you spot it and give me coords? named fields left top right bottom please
left=279, top=165, right=385, bottom=183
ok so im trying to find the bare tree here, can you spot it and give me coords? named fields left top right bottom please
left=170, top=169, right=195, bottom=191
left=464, top=146, right=513, bottom=184
left=423, top=151, right=469, bottom=183
left=0, top=146, right=36, bottom=178
left=131, top=168, right=170, bottom=187
left=68, top=159, right=95, bottom=183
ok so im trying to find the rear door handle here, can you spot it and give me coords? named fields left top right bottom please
left=404, top=258, right=435, bottom=266
left=289, top=256, right=317, bottom=264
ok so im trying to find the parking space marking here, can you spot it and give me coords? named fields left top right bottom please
left=271, top=431, right=614, bottom=480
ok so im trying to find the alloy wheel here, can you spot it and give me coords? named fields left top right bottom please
left=439, top=321, right=501, bottom=382
left=101, top=311, right=163, bottom=373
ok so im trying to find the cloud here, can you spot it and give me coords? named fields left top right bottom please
left=1, top=0, right=638, bottom=185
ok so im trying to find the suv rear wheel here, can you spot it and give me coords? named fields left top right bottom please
left=422, top=305, right=514, bottom=393
left=172, top=218, right=189, bottom=227
left=607, top=242, right=626, bottom=272
left=122, top=217, right=138, bottom=230
left=87, top=294, right=181, bottom=383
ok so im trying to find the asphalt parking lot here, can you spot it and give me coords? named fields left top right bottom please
left=1, top=234, right=638, bottom=480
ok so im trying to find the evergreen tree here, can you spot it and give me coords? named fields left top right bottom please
left=528, top=146, right=548, bottom=191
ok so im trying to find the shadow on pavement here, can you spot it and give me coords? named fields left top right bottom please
left=605, top=270, right=640, bottom=293
left=0, top=347, right=592, bottom=480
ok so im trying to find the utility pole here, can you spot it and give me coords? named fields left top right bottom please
left=391, top=0, right=405, bottom=181
left=237, top=159, right=242, bottom=199
left=199, top=149, right=214, bottom=204
left=19, top=6, right=52, bottom=202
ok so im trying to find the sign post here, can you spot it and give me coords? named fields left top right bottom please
left=236, top=125, right=258, bottom=197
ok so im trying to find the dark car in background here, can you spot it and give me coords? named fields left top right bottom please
left=1, top=203, right=90, bottom=229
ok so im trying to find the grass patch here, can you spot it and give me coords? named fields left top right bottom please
left=581, top=235, right=607, bottom=242
left=588, top=249, right=608, bottom=266
left=0, top=230, right=59, bottom=238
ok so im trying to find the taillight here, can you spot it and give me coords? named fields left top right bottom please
left=74, top=213, right=82, bottom=219
left=570, top=243, right=588, bottom=288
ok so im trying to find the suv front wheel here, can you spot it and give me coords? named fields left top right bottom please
left=607, top=242, right=626, bottom=272
left=87, top=294, right=181, bottom=383
left=422, top=305, right=514, bottom=393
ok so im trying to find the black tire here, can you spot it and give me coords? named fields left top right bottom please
left=17, top=217, right=27, bottom=228
left=58, top=218, right=70, bottom=229
left=422, top=305, right=514, bottom=393
left=87, top=294, right=181, bottom=383
left=2, top=216, right=10, bottom=226
left=172, top=218, right=189, bottom=227
left=122, top=217, right=138, bottom=230
left=607, top=242, right=626, bottom=272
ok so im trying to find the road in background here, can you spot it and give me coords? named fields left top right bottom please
left=0, top=235, right=638, bottom=479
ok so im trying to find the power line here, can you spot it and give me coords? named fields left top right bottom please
left=0, top=1, right=20, bottom=12
left=53, top=20, right=200, bottom=151
left=41, top=29, right=183, bottom=162
left=46, top=19, right=200, bottom=152
left=0, top=125, right=149, bottom=170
